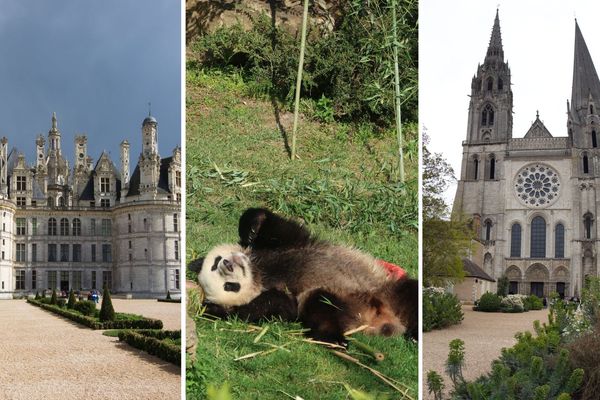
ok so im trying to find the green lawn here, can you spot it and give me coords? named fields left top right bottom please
left=186, top=68, right=418, bottom=399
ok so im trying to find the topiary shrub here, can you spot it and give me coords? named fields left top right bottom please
left=477, top=292, right=502, bottom=312
left=166, top=290, right=171, bottom=300
left=99, top=285, right=115, bottom=322
left=423, top=287, right=463, bottom=332
left=34, top=291, right=40, bottom=300
left=74, top=300, right=96, bottom=316
left=67, top=289, right=76, bottom=309
left=56, top=299, right=66, bottom=308
left=496, top=275, right=509, bottom=297
left=50, top=289, right=57, bottom=305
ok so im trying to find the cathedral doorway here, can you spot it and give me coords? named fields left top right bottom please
left=509, top=281, right=519, bottom=294
left=556, top=282, right=566, bottom=299
left=530, top=282, right=544, bottom=298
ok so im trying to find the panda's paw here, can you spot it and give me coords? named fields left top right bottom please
left=202, top=302, right=229, bottom=319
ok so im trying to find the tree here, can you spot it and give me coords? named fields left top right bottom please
left=497, top=275, right=509, bottom=297
left=50, top=289, right=57, bottom=305
left=423, top=130, right=473, bottom=285
left=99, top=284, right=115, bottom=322
left=67, top=289, right=76, bottom=309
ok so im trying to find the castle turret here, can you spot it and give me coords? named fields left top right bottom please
left=138, top=114, right=160, bottom=198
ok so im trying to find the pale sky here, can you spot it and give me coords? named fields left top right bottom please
left=420, top=0, right=600, bottom=205
left=0, top=0, right=181, bottom=167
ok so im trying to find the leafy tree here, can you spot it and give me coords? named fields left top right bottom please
left=99, top=284, right=115, bottom=322
left=423, top=131, right=472, bottom=285
left=67, top=289, right=76, bottom=309
left=496, top=275, right=509, bottom=297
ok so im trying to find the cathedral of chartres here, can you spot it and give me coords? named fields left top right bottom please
left=454, top=11, right=600, bottom=298
left=0, top=112, right=181, bottom=299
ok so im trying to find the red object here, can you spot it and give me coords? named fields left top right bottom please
left=377, top=259, right=407, bottom=281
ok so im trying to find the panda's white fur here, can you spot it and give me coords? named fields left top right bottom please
left=199, top=244, right=261, bottom=306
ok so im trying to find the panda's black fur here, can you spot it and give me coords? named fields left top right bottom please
left=197, top=208, right=418, bottom=344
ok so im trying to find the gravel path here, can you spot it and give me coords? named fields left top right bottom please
left=422, top=306, right=548, bottom=399
left=0, top=300, right=180, bottom=400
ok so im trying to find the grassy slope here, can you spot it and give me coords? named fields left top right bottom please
left=186, top=69, right=418, bottom=399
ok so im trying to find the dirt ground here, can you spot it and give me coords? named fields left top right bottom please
left=422, top=305, right=549, bottom=399
left=0, top=300, right=181, bottom=400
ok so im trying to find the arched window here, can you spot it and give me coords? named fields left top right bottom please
left=555, top=223, right=565, bottom=258
left=498, top=78, right=503, bottom=90
left=60, top=218, right=69, bottom=236
left=593, top=130, right=597, bottom=148
left=484, top=219, right=493, bottom=241
left=584, top=214, right=593, bottom=239
left=583, top=154, right=589, bottom=174
left=72, top=218, right=81, bottom=236
left=530, top=216, right=546, bottom=258
left=591, top=104, right=595, bottom=114
left=58, top=196, right=65, bottom=207
left=510, top=223, right=521, bottom=257
left=487, top=77, right=493, bottom=91
left=489, top=157, right=496, bottom=179
left=48, top=197, right=54, bottom=208
left=481, top=104, right=494, bottom=127
left=48, top=218, right=57, bottom=236
left=473, top=158, right=479, bottom=180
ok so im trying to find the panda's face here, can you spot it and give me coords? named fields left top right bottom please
left=198, top=244, right=261, bottom=306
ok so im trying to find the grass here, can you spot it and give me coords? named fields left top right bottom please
left=186, top=68, right=418, bottom=399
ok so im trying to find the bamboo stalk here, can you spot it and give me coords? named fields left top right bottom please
left=291, top=0, right=310, bottom=160
left=347, top=338, right=385, bottom=362
left=391, top=0, right=405, bottom=183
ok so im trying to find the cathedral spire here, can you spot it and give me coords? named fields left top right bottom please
left=485, top=9, right=504, bottom=64
left=571, top=20, right=600, bottom=114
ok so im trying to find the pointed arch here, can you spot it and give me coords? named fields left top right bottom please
left=510, top=223, right=522, bottom=257
left=583, top=153, right=590, bottom=174
left=584, top=213, right=594, bottom=239
left=481, top=104, right=495, bottom=127
left=497, top=78, right=503, bottom=90
left=484, top=219, right=493, bottom=241
left=530, top=216, right=546, bottom=258
left=593, top=130, right=597, bottom=148
left=486, top=77, right=493, bottom=91
left=555, top=223, right=565, bottom=258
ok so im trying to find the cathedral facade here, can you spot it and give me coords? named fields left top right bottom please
left=453, top=11, right=600, bottom=299
left=0, top=113, right=181, bottom=299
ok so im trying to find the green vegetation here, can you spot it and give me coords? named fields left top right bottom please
left=476, top=292, right=502, bottom=312
left=50, top=289, right=57, bottom=305
left=99, top=285, right=115, bottom=322
left=422, top=133, right=473, bottom=286
left=187, top=318, right=417, bottom=400
left=186, top=59, right=418, bottom=398
left=118, top=329, right=181, bottom=365
left=423, top=288, right=463, bottom=332
left=67, top=289, right=76, bottom=309
left=190, top=0, right=417, bottom=128
left=27, top=299, right=162, bottom=330
left=524, top=295, right=544, bottom=311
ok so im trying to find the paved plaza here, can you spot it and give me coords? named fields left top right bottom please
left=422, top=305, right=548, bottom=399
left=0, top=300, right=181, bottom=400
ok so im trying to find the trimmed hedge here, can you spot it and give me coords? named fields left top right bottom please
left=118, top=329, right=181, bottom=365
left=157, top=298, right=181, bottom=303
left=27, top=299, right=163, bottom=330
left=476, top=292, right=502, bottom=312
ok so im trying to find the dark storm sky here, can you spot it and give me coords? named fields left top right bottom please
left=0, top=0, right=181, bottom=167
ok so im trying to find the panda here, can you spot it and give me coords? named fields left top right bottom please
left=197, top=208, right=418, bottom=344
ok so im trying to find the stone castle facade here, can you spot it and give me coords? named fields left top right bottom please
left=453, top=11, right=600, bottom=298
left=0, top=113, right=181, bottom=299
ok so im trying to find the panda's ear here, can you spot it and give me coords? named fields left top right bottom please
left=188, top=257, right=205, bottom=273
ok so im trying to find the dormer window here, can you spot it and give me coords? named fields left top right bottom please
left=100, top=177, right=110, bottom=193
left=16, top=176, right=26, bottom=191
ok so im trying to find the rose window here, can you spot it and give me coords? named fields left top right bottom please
left=514, top=164, right=560, bottom=207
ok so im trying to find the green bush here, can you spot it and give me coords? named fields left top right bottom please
left=477, top=292, right=502, bottom=312
left=191, top=1, right=417, bottom=127
left=27, top=299, right=163, bottom=330
left=50, top=289, right=57, bottom=305
left=496, top=275, right=509, bottom=297
left=56, top=299, right=66, bottom=308
left=99, top=285, right=115, bottom=322
left=118, top=330, right=181, bottom=365
left=67, top=290, right=76, bottom=309
left=74, top=300, right=97, bottom=316
left=423, top=288, right=463, bottom=332
left=524, top=294, right=544, bottom=311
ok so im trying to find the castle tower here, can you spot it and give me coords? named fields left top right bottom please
left=73, top=135, right=89, bottom=200
left=48, top=112, right=61, bottom=155
left=138, top=115, right=160, bottom=197
left=120, top=140, right=130, bottom=199
left=36, top=134, right=46, bottom=169
left=0, top=137, right=8, bottom=197
left=465, top=10, right=513, bottom=144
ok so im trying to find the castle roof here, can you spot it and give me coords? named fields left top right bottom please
left=462, top=258, right=495, bottom=282
left=126, top=156, right=173, bottom=197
